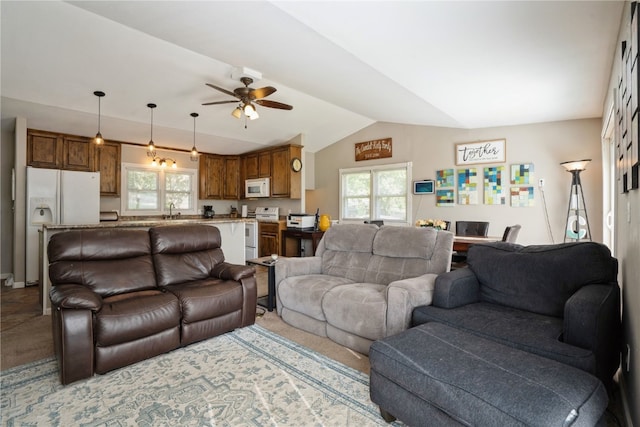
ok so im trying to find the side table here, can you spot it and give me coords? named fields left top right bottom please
left=246, top=256, right=277, bottom=312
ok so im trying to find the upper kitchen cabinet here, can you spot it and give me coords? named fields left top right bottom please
left=271, top=145, right=302, bottom=199
left=199, top=154, right=240, bottom=200
left=62, top=135, right=95, bottom=171
left=28, top=129, right=95, bottom=172
left=96, top=141, right=121, bottom=197
left=27, top=129, right=63, bottom=169
left=243, top=151, right=271, bottom=180
left=223, top=156, right=240, bottom=199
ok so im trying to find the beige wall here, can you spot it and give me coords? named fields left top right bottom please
left=310, top=119, right=603, bottom=246
left=604, top=2, right=640, bottom=426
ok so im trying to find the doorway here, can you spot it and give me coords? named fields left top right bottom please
left=601, top=101, right=616, bottom=255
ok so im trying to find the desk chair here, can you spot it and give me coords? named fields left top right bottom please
left=452, top=221, right=490, bottom=267
left=502, top=224, right=521, bottom=243
left=455, top=221, right=490, bottom=237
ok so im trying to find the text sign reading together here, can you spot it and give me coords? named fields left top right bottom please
left=355, top=138, right=393, bottom=161
left=455, top=139, right=506, bottom=165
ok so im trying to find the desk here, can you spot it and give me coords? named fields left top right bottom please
left=453, top=236, right=501, bottom=252
left=281, top=229, right=325, bottom=257
left=246, top=257, right=276, bottom=312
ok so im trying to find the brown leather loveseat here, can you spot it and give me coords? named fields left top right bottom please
left=48, top=224, right=257, bottom=385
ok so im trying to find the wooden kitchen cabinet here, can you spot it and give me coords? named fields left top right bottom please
left=199, top=154, right=240, bottom=200
left=223, top=156, right=240, bottom=199
left=259, top=220, right=286, bottom=257
left=243, top=151, right=271, bottom=180
left=62, top=135, right=94, bottom=171
left=96, top=141, right=121, bottom=196
left=27, top=129, right=63, bottom=169
left=28, top=129, right=97, bottom=172
left=270, top=145, right=302, bottom=199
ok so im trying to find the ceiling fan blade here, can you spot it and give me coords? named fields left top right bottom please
left=206, top=83, right=239, bottom=99
left=202, top=100, right=238, bottom=106
left=256, top=99, right=293, bottom=110
left=250, top=86, right=277, bottom=100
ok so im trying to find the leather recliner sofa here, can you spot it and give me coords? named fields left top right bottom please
left=48, top=224, right=257, bottom=385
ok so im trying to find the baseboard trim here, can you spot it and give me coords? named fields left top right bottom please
left=618, top=373, right=635, bottom=427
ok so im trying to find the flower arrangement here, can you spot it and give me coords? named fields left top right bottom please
left=415, top=218, right=448, bottom=230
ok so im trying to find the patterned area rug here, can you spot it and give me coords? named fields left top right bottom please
left=1, top=325, right=398, bottom=426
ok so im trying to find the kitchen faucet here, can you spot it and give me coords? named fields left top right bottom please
left=169, top=202, right=176, bottom=220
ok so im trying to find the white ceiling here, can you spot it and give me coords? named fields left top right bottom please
left=1, top=1, right=624, bottom=155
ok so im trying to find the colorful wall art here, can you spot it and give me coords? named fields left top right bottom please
left=436, top=189, right=455, bottom=207
left=436, top=169, right=455, bottom=188
left=511, top=186, right=535, bottom=207
left=484, top=166, right=506, bottom=205
left=511, top=163, right=534, bottom=185
left=457, top=168, right=478, bottom=205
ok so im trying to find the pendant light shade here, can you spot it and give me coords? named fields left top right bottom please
left=147, top=103, right=157, bottom=158
left=190, top=112, right=199, bottom=162
left=93, top=91, right=105, bottom=145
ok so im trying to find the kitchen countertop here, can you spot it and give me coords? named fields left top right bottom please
left=43, top=217, right=257, bottom=230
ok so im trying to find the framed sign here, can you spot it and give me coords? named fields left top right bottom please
left=455, top=139, right=506, bottom=165
left=355, top=138, right=392, bottom=161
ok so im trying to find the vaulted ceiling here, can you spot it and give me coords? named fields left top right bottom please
left=1, top=1, right=624, bottom=154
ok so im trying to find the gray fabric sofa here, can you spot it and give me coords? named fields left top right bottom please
left=412, top=241, right=621, bottom=389
left=275, top=223, right=454, bottom=354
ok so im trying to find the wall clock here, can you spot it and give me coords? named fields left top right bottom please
left=291, top=157, right=302, bottom=172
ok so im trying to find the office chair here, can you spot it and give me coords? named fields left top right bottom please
left=502, top=224, right=522, bottom=243
left=455, top=221, right=490, bottom=237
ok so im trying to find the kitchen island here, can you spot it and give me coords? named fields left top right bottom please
left=39, top=218, right=256, bottom=315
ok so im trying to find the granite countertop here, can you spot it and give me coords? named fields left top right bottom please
left=43, top=217, right=257, bottom=230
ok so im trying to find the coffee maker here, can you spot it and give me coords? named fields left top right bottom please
left=203, top=205, right=215, bottom=218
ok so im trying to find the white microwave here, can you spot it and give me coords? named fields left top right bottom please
left=245, top=178, right=270, bottom=198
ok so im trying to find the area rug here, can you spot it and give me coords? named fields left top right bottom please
left=1, top=325, right=399, bottom=426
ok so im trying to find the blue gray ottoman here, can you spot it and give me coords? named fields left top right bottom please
left=369, top=323, right=608, bottom=426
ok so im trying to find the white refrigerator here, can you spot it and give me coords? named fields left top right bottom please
left=26, top=167, right=100, bottom=285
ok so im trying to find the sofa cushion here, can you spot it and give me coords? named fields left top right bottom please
left=323, top=283, right=387, bottom=340
left=96, top=290, right=181, bottom=347
left=150, top=225, right=225, bottom=287
left=320, top=224, right=378, bottom=282
left=165, top=279, right=244, bottom=323
left=366, top=227, right=452, bottom=285
left=278, top=274, right=354, bottom=321
left=467, top=242, right=617, bottom=317
left=412, top=302, right=595, bottom=374
left=48, top=229, right=157, bottom=297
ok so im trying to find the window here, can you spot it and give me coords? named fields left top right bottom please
left=339, top=162, right=412, bottom=224
left=121, top=163, right=197, bottom=216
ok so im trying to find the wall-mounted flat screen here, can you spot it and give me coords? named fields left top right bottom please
left=413, top=180, right=434, bottom=194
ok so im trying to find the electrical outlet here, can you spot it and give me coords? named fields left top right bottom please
left=538, top=179, right=545, bottom=187
left=626, top=344, right=631, bottom=372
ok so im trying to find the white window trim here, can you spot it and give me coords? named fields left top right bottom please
left=339, top=161, right=412, bottom=226
left=120, top=162, right=198, bottom=216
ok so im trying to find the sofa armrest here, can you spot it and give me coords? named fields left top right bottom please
left=432, top=268, right=480, bottom=308
left=212, top=262, right=256, bottom=281
left=386, top=273, right=439, bottom=335
left=564, top=284, right=622, bottom=384
left=49, top=284, right=102, bottom=311
left=275, top=256, right=322, bottom=288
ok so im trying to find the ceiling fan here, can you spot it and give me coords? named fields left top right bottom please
left=203, top=77, right=293, bottom=122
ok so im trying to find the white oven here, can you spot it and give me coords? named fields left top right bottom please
left=245, top=178, right=270, bottom=198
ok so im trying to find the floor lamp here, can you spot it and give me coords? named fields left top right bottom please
left=561, top=159, right=591, bottom=242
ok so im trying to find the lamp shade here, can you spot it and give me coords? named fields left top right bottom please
left=560, top=159, right=591, bottom=172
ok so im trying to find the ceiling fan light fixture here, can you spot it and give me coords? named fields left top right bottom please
left=93, top=91, right=105, bottom=145
left=231, top=106, right=242, bottom=119
left=243, top=103, right=255, bottom=115
left=248, top=109, right=259, bottom=120
left=190, top=112, right=199, bottom=162
left=147, top=103, right=157, bottom=158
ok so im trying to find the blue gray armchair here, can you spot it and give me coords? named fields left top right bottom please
left=412, top=241, right=621, bottom=390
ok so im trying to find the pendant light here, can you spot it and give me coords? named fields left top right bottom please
left=190, top=112, right=199, bottom=162
left=93, top=91, right=105, bottom=145
left=146, top=103, right=157, bottom=158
